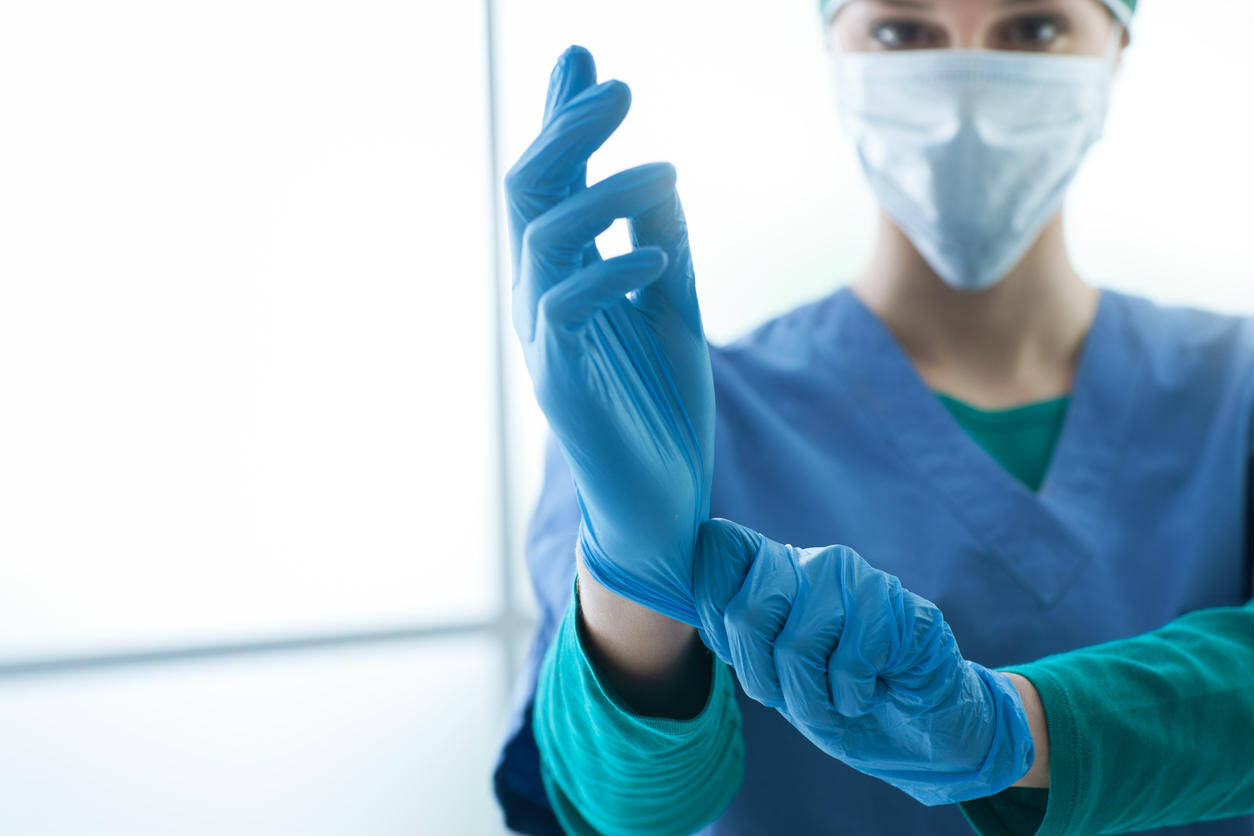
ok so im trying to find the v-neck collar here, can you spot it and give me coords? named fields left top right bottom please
left=822, top=286, right=1141, bottom=608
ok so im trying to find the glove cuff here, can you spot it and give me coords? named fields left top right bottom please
left=575, top=526, right=701, bottom=627
left=961, top=662, right=1037, bottom=800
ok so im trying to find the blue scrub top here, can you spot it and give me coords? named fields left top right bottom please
left=494, top=286, right=1254, bottom=836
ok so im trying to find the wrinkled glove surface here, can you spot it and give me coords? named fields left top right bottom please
left=693, top=518, right=1035, bottom=805
left=505, top=46, right=714, bottom=626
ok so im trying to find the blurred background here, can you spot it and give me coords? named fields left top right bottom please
left=0, top=0, right=1249, bottom=833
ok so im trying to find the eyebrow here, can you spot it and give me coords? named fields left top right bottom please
left=860, top=0, right=930, bottom=7
left=853, top=0, right=1061, bottom=8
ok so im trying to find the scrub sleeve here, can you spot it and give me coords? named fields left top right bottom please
left=959, top=600, right=1254, bottom=836
left=532, top=579, right=744, bottom=836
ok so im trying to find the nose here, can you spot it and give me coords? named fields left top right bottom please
left=948, top=19, right=994, bottom=50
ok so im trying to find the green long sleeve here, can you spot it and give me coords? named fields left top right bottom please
left=960, top=600, right=1254, bottom=836
left=532, top=580, right=745, bottom=836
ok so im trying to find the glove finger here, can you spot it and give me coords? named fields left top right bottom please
left=692, top=518, right=764, bottom=665
left=828, top=558, right=903, bottom=718
left=509, top=78, right=627, bottom=205
left=542, top=46, right=597, bottom=127
left=535, top=247, right=668, bottom=330
left=775, top=544, right=850, bottom=726
left=542, top=46, right=595, bottom=241
left=627, top=185, right=702, bottom=334
left=723, top=537, right=802, bottom=709
left=876, top=589, right=959, bottom=715
left=505, top=79, right=631, bottom=277
left=581, top=242, right=602, bottom=268
left=530, top=162, right=678, bottom=251
left=541, top=46, right=599, bottom=268
left=516, top=162, right=677, bottom=341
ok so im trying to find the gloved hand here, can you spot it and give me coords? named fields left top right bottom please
left=505, top=46, right=714, bottom=626
left=692, top=518, right=1035, bottom=805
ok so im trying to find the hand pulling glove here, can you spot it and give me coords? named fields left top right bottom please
left=693, top=518, right=1035, bottom=805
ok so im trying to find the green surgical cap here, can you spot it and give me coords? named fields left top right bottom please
left=819, top=0, right=1136, bottom=27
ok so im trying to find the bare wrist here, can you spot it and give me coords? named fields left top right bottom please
left=574, top=559, right=710, bottom=719
left=1006, top=672, right=1050, bottom=788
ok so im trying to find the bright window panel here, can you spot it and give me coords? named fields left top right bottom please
left=1066, top=0, right=1254, bottom=315
left=0, top=636, right=507, bottom=835
left=0, top=0, right=498, bottom=659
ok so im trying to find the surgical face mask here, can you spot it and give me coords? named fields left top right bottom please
left=832, top=45, right=1118, bottom=291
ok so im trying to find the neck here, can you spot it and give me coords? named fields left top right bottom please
left=851, top=212, right=1100, bottom=409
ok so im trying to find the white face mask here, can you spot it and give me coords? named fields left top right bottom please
left=832, top=45, right=1118, bottom=291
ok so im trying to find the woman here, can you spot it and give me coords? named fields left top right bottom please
left=494, top=0, right=1253, bottom=833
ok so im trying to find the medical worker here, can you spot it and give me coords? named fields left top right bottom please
left=494, top=0, right=1254, bottom=834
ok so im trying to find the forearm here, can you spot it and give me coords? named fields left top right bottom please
left=575, top=551, right=712, bottom=719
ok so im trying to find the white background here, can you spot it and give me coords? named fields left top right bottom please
left=0, top=0, right=1249, bottom=833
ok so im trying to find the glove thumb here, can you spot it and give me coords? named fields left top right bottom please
left=692, top=518, right=764, bottom=664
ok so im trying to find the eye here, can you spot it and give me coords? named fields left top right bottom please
left=868, top=19, right=945, bottom=50
left=995, top=14, right=1070, bottom=50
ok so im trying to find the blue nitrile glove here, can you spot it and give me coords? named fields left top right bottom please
left=692, top=518, right=1035, bottom=805
left=505, top=46, right=714, bottom=626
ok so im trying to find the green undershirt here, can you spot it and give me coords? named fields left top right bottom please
left=533, top=393, right=1254, bottom=836
left=935, top=393, right=1069, bottom=492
